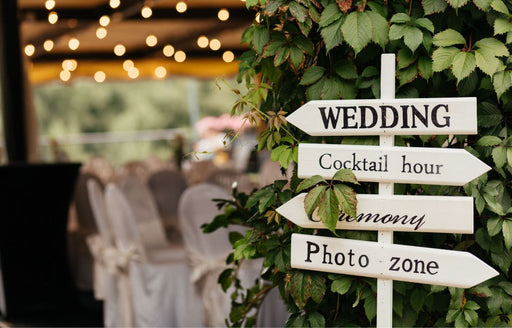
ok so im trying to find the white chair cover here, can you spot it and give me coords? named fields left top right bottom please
left=105, top=184, right=202, bottom=327
left=179, top=183, right=288, bottom=327
left=86, top=179, right=120, bottom=327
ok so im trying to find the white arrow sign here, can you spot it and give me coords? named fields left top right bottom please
left=298, top=143, right=490, bottom=186
left=277, top=194, right=474, bottom=233
left=286, top=97, right=477, bottom=136
left=291, top=233, right=498, bottom=288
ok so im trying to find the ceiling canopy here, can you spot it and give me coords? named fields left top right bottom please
left=19, top=0, right=254, bottom=83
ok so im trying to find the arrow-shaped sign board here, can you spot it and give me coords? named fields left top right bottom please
left=286, top=97, right=477, bottom=136
left=298, top=143, right=490, bottom=186
left=277, top=194, right=474, bottom=233
left=291, top=234, right=498, bottom=288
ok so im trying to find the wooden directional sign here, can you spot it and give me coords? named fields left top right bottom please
left=291, top=233, right=498, bottom=288
left=286, top=97, right=477, bottom=136
left=277, top=194, right=474, bottom=233
left=298, top=143, right=490, bottom=186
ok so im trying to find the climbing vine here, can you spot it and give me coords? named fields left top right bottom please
left=204, top=0, right=512, bottom=326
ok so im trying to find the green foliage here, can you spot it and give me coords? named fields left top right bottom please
left=206, top=0, right=512, bottom=326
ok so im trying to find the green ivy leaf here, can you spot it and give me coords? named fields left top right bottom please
left=477, top=135, right=502, bottom=146
left=297, top=175, right=327, bottom=192
left=333, top=184, right=357, bottom=218
left=310, top=274, right=326, bottom=303
left=487, top=217, right=503, bottom=236
left=398, top=64, right=419, bottom=86
left=304, top=184, right=327, bottom=216
left=503, top=219, right=512, bottom=249
left=306, top=78, right=326, bottom=100
left=493, top=69, right=512, bottom=99
left=253, top=27, right=270, bottom=54
left=287, top=271, right=311, bottom=310
left=322, top=78, right=340, bottom=99
left=338, top=80, right=357, bottom=99
left=333, top=168, right=359, bottom=184
left=390, top=13, right=411, bottom=23
left=364, top=294, right=377, bottom=322
left=463, top=309, right=478, bottom=326
left=335, top=60, right=358, bottom=79
left=308, top=312, right=325, bottom=328
left=289, top=46, right=304, bottom=69
left=331, top=276, right=352, bottom=295
left=507, top=147, right=512, bottom=167
left=432, top=46, right=460, bottom=71
left=321, top=18, right=344, bottom=52
left=389, top=24, right=408, bottom=40
left=447, top=0, right=470, bottom=8
left=422, top=0, right=449, bottom=14
left=289, top=2, right=308, bottom=23
left=492, top=146, right=507, bottom=168
left=474, top=38, right=510, bottom=57
left=342, top=11, right=373, bottom=55
left=300, top=66, right=326, bottom=86
left=259, top=191, right=277, bottom=213
left=474, top=0, right=492, bottom=11
left=410, top=288, right=425, bottom=312
left=451, top=51, right=476, bottom=82
left=397, top=48, right=417, bottom=69
left=494, top=18, right=512, bottom=35
left=367, top=11, right=389, bottom=49
left=318, top=188, right=340, bottom=232
left=415, top=18, right=435, bottom=33
left=233, top=238, right=256, bottom=260
left=418, top=56, right=433, bottom=80
left=404, top=26, right=424, bottom=52
left=491, top=0, right=511, bottom=15
left=432, top=29, right=466, bottom=47
left=274, top=46, right=290, bottom=66
left=319, top=3, right=342, bottom=27
left=475, top=49, right=503, bottom=76
left=478, top=102, right=503, bottom=127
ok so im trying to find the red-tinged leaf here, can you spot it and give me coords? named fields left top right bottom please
left=297, top=175, right=327, bottom=192
left=318, top=188, right=340, bottom=232
left=310, top=273, right=327, bottom=303
left=332, top=168, right=359, bottom=184
left=333, top=184, right=357, bottom=218
left=304, top=185, right=327, bottom=216
left=287, top=271, right=311, bottom=310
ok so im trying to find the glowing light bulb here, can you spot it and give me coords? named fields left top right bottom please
left=197, top=36, right=209, bottom=48
left=163, top=45, right=175, bottom=57
left=174, top=50, right=186, bottom=62
left=68, top=38, right=80, bottom=50
left=222, top=51, right=235, bottom=63
left=218, top=9, right=229, bottom=21
left=176, top=1, right=187, bottom=13
left=141, top=6, right=152, bottom=18
left=45, top=0, right=55, bottom=10
left=96, top=27, right=107, bottom=39
left=60, top=70, right=71, bottom=82
left=99, top=15, right=110, bottom=27
left=155, top=66, right=167, bottom=79
left=114, top=44, right=126, bottom=56
left=128, top=67, right=139, bottom=79
left=209, top=39, right=221, bottom=51
left=146, top=35, right=157, bottom=47
left=43, top=40, right=54, bottom=52
left=110, top=0, right=121, bottom=8
left=48, top=11, right=58, bottom=24
left=62, top=59, right=77, bottom=71
left=123, top=59, right=134, bottom=71
left=24, top=44, right=35, bottom=56
left=94, top=71, right=106, bottom=83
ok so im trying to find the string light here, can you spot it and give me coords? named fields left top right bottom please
left=110, top=0, right=121, bottom=9
left=176, top=1, right=187, bottom=13
left=96, top=27, right=107, bottom=39
left=114, top=44, right=126, bottom=56
left=43, top=40, right=54, bottom=52
left=174, top=50, right=186, bottom=62
left=209, top=39, right=221, bottom=51
left=197, top=36, right=209, bottom=48
left=62, top=59, right=77, bottom=71
left=123, top=59, right=134, bottom=71
left=141, top=6, right=152, bottom=18
left=60, top=70, right=71, bottom=82
left=146, top=35, right=158, bottom=47
left=68, top=38, right=80, bottom=50
left=128, top=67, right=139, bottom=79
left=222, top=51, right=234, bottom=63
left=218, top=9, right=229, bottom=21
left=163, top=45, right=175, bottom=57
left=99, top=15, right=110, bottom=27
left=48, top=11, right=58, bottom=24
left=45, top=0, right=55, bottom=10
left=155, top=66, right=167, bottom=79
left=24, top=44, right=35, bottom=56
left=94, top=71, right=106, bottom=83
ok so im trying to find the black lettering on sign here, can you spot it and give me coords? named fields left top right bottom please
left=389, top=256, right=439, bottom=275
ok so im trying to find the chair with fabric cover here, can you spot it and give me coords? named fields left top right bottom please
left=104, top=184, right=203, bottom=327
left=68, top=172, right=103, bottom=291
left=116, top=160, right=150, bottom=183
left=146, top=169, right=187, bottom=242
left=81, top=156, right=115, bottom=184
left=183, top=160, right=217, bottom=185
left=86, top=179, right=120, bottom=327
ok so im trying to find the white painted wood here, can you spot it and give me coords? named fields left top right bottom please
left=291, top=233, right=498, bottom=289
left=285, top=97, right=477, bottom=136
left=276, top=193, right=474, bottom=233
left=377, top=53, right=395, bottom=328
left=298, top=143, right=490, bottom=186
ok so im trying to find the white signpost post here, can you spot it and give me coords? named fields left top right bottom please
left=284, top=54, right=497, bottom=327
left=277, top=193, right=474, bottom=233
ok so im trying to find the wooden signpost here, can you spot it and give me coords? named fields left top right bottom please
left=298, top=143, right=490, bottom=185
left=291, top=234, right=498, bottom=289
left=277, top=193, right=474, bottom=233
left=284, top=54, right=496, bottom=327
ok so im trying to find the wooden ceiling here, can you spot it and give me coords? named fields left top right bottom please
left=18, top=0, right=254, bottom=83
